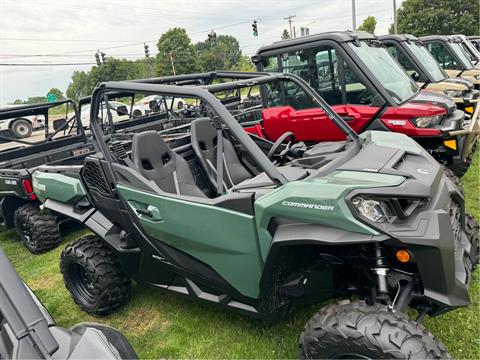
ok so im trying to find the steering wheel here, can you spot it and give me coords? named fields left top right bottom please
left=268, top=131, right=296, bottom=160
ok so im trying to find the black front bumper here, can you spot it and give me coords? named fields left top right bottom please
left=388, top=175, right=474, bottom=312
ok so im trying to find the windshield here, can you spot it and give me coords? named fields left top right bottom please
left=349, top=42, right=419, bottom=104
left=405, top=42, right=447, bottom=82
left=449, top=42, right=474, bottom=69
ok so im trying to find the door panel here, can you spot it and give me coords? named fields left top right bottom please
left=117, top=184, right=263, bottom=298
left=262, top=106, right=346, bottom=141
left=331, top=104, right=380, bottom=134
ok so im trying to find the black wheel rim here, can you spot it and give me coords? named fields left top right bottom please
left=20, top=222, right=36, bottom=247
left=68, top=263, right=97, bottom=303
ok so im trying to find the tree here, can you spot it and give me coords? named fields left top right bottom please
left=393, top=0, right=480, bottom=36
left=231, top=55, right=255, bottom=72
left=66, top=59, right=145, bottom=101
left=66, top=70, right=92, bottom=101
left=358, top=16, right=377, bottom=34
left=281, top=29, right=290, bottom=40
left=46, top=88, right=64, bottom=100
left=195, top=35, right=242, bottom=72
left=25, top=96, right=47, bottom=104
left=155, top=27, right=199, bottom=76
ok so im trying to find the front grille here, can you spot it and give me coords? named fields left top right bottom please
left=82, top=160, right=111, bottom=196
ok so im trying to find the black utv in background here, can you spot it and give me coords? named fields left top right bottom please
left=0, top=100, right=93, bottom=253
left=0, top=248, right=138, bottom=359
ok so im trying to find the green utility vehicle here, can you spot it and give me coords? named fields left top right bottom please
left=33, top=74, right=478, bottom=359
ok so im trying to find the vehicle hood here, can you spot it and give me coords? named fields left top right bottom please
left=336, top=131, right=441, bottom=188
left=443, top=77, right=474, bottom=91
left=410, top=90, right=456, bottom=114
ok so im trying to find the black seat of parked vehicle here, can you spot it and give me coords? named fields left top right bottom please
left=191, top=118, right=252, bottom=191
left=131, top=130, right=206, bottom=197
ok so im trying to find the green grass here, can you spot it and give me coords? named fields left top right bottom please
left=1, top=153, right=479, bottom=359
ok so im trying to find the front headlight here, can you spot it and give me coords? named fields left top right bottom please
left=412, top=115, right=442, bottom=128
left=351, top=196, right=427, bottom=224
left=351, top=197, right=396, bottom=223
left=444, top=89, right=465, bottom=97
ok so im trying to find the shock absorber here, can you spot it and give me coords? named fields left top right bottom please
left=372, top=243, right=389, bottom=295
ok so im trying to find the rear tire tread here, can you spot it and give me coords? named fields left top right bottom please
left=14, top=203, right=61, bottom=254
left=61, top=235, right=131, bottom=317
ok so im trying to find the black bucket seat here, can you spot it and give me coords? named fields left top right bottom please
left=131, top=130, right=206, bottom=197
left=191, top=118, right=252, bottom=192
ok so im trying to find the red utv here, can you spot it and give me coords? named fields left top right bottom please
left=252, top=31, right=475, bottom=176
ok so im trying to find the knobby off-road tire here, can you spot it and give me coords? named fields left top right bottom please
left=298, top=300, right=451, bottom=359
left=443, top=166, right=464, bottom=196
left=14, top=203, right=61, bottom=254
left=465, top=213, right=480, bottom=270
left=61, top=235, right=131, bottom=317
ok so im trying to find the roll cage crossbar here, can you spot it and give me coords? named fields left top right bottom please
left=126, top=71, right=359, bottom=142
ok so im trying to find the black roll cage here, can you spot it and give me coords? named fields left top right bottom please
left=0, top=99, right=87, bottom=145
left=89, top=73, right=360, bottom=187
left=127, top=71, right=359, bottom=141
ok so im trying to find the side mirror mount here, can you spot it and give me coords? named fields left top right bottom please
left=53, top=118, right=67, bottom=131
left=149, top=100, right=160, bottom=112
left=116, top=105, right=129, bottom=116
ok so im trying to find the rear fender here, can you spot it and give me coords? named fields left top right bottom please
left=42, top=199, right=141, bottom=277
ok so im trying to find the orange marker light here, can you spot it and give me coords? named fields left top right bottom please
left=396, top=249, right=411, bottom=263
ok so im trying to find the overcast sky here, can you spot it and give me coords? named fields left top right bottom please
left=0, top=0, right=402, bottom=104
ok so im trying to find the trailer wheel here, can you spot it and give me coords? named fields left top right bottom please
left=61, top=235, right=131, bottom=317
left=14, top=203, right=61, bottom=254
left=11, top=118, right=33, bottom=139
left=298, top=300, right=451, bottom=359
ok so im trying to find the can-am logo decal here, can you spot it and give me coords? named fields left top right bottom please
left=282, top=200, right=335, bottom=211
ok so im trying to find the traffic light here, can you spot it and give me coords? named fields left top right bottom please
left=100, top=52, right=106, bottom=63
left=94, top=52, right=101, bottom=65
left=144, top=43, right=150, bottom=58
left=252, top=20, right=258, bottom=37
left=207, top=31, right=217, bottom=47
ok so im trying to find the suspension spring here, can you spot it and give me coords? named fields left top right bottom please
left=372, top=243, right=388, bottom=294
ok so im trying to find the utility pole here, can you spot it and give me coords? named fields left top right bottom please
left=393, top=0, right=398, bottom=34
left=351, top=0, right=356, bottom=30
left=169, top=51, right=176, bottom=76
left=283, top=15, right=296, bottom=38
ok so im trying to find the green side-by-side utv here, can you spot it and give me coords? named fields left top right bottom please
left=32, top=74, right=478, bottom=358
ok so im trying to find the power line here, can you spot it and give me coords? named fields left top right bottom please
left=0, top=62, right=97, bottom=66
